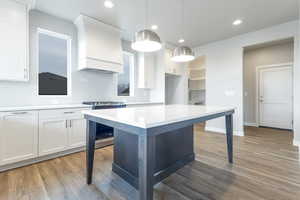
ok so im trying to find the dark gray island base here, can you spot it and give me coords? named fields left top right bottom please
left=113, top=126, right=195, bottom=189
left=84, top=107, right=234, bottom=200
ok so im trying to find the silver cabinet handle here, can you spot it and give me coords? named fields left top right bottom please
left=11, top=112, right=28, bottom=115
left=24, top=68, right=27, bottom=79
left=64, top=111, right=75, bottom=114
left=66, top=120, right=68, bottom=128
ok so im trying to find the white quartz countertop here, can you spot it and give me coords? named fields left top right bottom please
left=0, top=104, right=92, bottom=112
left=82, top=104, right=235, bottom=129
left=125, top=101, right=164, bottom=105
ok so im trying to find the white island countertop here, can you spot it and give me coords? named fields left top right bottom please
left=82, top=104, right=235, bottom=129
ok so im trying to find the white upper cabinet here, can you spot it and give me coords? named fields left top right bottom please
left=138, top=53, right=156, bottom=89
left=0, top=0, right=29, bottom=81
left=0, top=111, right=38, bottom=165
left=74, top=15, right=123, bottom=73
left=165, top=48, right=181, bottom=76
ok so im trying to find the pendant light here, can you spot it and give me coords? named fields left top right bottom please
left=131, top=0, right=162, bottom=52
left=171, top=0, right=195, bottom=62
left=172, top=46, right=195, bottom=62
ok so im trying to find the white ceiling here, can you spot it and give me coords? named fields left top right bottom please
left=35, top=0, right=298, bottom=47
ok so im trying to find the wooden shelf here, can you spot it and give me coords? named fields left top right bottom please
left=189, top=67, right=206, bottom=71
left=189, top=88, right=205, bottom=91
left=189, top=77, right=205, bottom=81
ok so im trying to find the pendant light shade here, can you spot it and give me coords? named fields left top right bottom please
left=171, top=0, right=195, bottom=62
left=171, top=46, right=195, bottom=62
left=131, top=29, right=162, bottom=52
left=131, top=0, right=162, bottom=52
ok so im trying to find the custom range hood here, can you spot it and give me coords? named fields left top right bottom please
left=74, top=15, right=123, bottom=73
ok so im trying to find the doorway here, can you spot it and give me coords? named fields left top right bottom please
left=257, top=64, right=293, bottom=129
left=243, top=38, right=294, bottom=131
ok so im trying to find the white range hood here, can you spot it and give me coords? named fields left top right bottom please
left=74, top=15, right=123, bottom=73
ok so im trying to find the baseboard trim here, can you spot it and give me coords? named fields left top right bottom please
left=244, top=122, right=258, bottom=127
left=293, top=139, right=300, bottom=147
left=205, top=126, right=244, bottom=136
left=0, top=146, right=85, bottom=172
left=0, top=140, right=113, bottom=172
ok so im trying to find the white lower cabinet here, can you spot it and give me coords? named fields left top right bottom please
left=68, top=117, right=86, bottom=148
left=39, top=118, right=69, bottom=156
left=38, top=109, right=88, bottom=156
left=0, top=111, right=38, bottom=165
left=0, top=107, right=89, bottom=167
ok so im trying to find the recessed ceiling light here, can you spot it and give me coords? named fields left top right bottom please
left=104, top=0, right=114, bottom=8
left=178, top=39, right=185, bottom=43
left=151, top=25, right=158, bottom=30
left=233, top=19, right=243, bottom=26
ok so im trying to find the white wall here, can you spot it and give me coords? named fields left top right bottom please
left=0, top=10, right=150, bottom=107
left=294, top=5, right=300, bottom=146
left=243, top=41, right=294, bottom=125
left=194, top=21, right=299, bottom=136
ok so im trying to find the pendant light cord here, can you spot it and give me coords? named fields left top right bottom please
left=181, top=0, right=185, bottom=40
left=145, top=0, right=149, bottom=29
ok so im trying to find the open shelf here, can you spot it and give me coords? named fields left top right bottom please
left=188, top=66, right=206, bottom=71
left=189, top=89, right=205, bottom=91
left=189, top=77, right=205, bottom=81
left=188, top=55, right=206, bottom=105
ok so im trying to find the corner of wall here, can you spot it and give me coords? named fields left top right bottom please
left=244, top=122, right=258, bottom=127
left=205, top=126, right=244, bottom=136
left=293, top=139, right=300, bottom=147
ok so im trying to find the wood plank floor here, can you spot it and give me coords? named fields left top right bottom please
left=1, top=125, right=300, bottom=200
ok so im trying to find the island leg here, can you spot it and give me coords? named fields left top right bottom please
left=86, top=120, right=97, bottom=184
left=138, top=134, right=156, bottom=200
left=225, top=114, right=233, bottom=163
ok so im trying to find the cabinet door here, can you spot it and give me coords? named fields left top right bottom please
left=165, top=49, right=173, bottom=74
left=138, top=53, right=155, bottom=89
left=68, top=118, right=86, bottom=148
left=0, top=111, right=38, bottom=165
left=39, top=118, right=68, bottom=156
left=0, top=0, right=28, bottom=81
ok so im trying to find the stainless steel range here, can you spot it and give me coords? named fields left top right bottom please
left=83, top=101, right=126, bottom=147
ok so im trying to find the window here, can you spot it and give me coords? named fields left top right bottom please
left=38, top=28, right=71, bottom=96
left=118, top=52, right=135, bottom=96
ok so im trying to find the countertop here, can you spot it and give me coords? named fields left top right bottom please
left=0, top=102, right=163, bottom=112
left=125, top=101, right=164, bottom=105
left=0, top=104, right=92, bottom=112
left=82, top=104, right=235, bottom=129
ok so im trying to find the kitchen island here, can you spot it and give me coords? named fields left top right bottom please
left=83, top=105, right=235, bottom=200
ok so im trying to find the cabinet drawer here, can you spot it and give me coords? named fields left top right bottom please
left=39, top=108, right=90, bottom=119
left=1, top=110, right=36, bottom=118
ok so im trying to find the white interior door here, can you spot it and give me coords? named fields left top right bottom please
left=259, top=66, right=293, bottom=129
